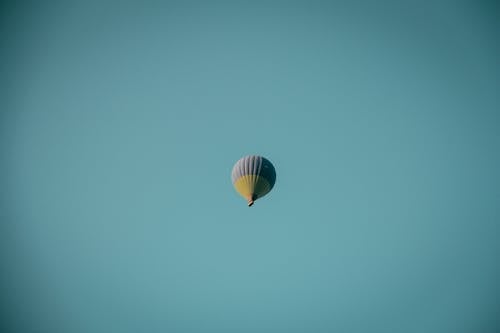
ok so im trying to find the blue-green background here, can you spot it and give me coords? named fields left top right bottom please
left=1, top=1, right=499, bottom=332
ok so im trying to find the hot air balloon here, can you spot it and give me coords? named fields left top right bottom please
left=231, top=155, right=276, bottom=206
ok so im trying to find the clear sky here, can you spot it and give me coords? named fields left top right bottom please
left=2, top=1, right=499, bottom=332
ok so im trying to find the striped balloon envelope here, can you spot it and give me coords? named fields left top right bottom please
left=231, top=155, right=276, bottom=206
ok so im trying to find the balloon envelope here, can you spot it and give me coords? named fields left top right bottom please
left=231, top=155, right=276, bottom=206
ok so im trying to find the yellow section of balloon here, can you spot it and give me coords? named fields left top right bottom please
left=233, top=175, right=272, bottom=205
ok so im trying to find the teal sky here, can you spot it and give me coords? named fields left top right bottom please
left=2, top=1, right=499, bottom=332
